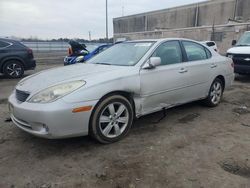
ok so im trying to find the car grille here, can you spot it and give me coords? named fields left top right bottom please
left=232, top=54, right=250, bottom=65
left=16, top=89, right=30, bottom=102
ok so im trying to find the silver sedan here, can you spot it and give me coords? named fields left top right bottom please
left=8, top=38, right=234, bottom=143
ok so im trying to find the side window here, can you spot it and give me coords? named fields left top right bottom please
left=205, top=48, right=212, bottom=58
left=0, top=41, right=9, bottom=48
left=183, top=41, right=208, bottom=61
left=151, top=41, right=182, bottom=66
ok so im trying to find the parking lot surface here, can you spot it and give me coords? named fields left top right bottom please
left=1, top=63, right=250, bottom=188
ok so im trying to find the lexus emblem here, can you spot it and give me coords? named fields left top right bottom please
left=244, top=58, right=250, bottom=61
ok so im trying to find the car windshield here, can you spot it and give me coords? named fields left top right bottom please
left=236, top=32, right=250, bottom=46
left=86, top=44, right=99, bottom=52
left=87, top=42, right=154, bottom=66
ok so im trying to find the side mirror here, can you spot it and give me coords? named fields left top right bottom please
left=232, top=40, right=237, bottom=46
left=143, top=57, right=161, bottom=69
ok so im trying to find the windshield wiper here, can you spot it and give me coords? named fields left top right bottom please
left=95, top=62, right=111, bottom=65
left=236, top=44, right=250, bottom=47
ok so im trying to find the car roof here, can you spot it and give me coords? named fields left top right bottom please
left=127, top=38, right=202, bottom=43
left=124, top=38, right=205, bottom=43
left=0, top=38, right=19, bottom=43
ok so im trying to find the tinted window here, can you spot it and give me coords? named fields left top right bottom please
left=0, top=41, right=10, bottom=48
left=183, top=41, right=208, bottom=61
left=152, top=41, right=182, bottom=65
left=206, top=42, right=215, bottom=47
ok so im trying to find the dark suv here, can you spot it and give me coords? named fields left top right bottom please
left=0, top=38, right=36, bottom=78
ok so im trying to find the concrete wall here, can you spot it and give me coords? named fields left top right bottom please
left=113, top=0, right=250, bottom=54
left=197, top=0, right=235, bottom=26
left=113, top=0, right=250, bottom=34
left=236, top=0, right=250, bottom=21
left=114, top=23, right=250, bottom=54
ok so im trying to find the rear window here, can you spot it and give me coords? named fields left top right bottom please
left=0, top=41, right=10, bottom=48
left=183, top=41, right=208, bottom=61
left=206, top=42, right=215, bottom=47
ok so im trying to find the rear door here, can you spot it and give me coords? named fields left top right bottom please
left=0, top=40, right=12, bottom=62
left=180, top=40, right=215, bottom=100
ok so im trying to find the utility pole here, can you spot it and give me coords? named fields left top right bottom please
left=233, top=0, right=238, bottom=20
left=106, top=0, right=108, bottom=40
left=89, top=31, right=91, bottom=41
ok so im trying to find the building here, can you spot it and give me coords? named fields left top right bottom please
left=113, top=0, right=250, bottom=53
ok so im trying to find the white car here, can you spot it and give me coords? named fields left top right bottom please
left=201, top=41, right=218, bottom=52
left=227, top=31, right=250, bottom=75
left=8, top=38, right=234, bottom=143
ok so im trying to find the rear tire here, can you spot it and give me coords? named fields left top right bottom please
left=203, top=78, right=223, bottom=107
left=3, top=60, right=24, bottom=78
left=90, top=95, right=133, bottom=144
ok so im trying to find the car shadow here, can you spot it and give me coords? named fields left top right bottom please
left=0, top=73, right=31, bottom=81
left=17, top=101, right=202, bottom=153
left=235, top=74, right=250, bottom=83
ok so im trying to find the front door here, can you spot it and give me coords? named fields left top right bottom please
left=139, top=40, right=190, bottom=115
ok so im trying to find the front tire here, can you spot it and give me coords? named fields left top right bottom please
left=3, top=60, right=24, bottom=78
left=90, top=95, right=134, bottom=144
left=204, top=78, right=223, bottom=107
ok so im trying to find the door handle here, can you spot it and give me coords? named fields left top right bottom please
left=211, top=63, right=218, bottom=68
left=179, top=68, right=188, bottom=73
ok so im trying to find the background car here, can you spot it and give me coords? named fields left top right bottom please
left=64, top=42, right=112, bottom=65
left=9, top=38, right=234, bottom=143
left=227, top=31, right=250, bottom=75
left=200, top=41, right=218, bottom=52
left=0, top=38, right=36, bottom=78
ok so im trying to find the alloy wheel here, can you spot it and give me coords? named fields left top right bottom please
left=6, top=63, right=23, bottom=77
left=210, top=81, right=222, bottom=105
left=99, top=102, right=129, bottom=138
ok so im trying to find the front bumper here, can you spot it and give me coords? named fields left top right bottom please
left=234, top=64, right=250, bottom=74
left=25, top=59, right=36, bottom=70
left=8, top=93, right=98, bottom=139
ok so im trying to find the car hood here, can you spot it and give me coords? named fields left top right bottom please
left=16, top=63, right=129, bottom=93
left=227, top=46, right=250, bottom=54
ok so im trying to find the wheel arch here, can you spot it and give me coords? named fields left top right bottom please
left=215, top=75, right=225, bottom=91
left=88, top=90, right=136, bottom=132
left=1, top=57, right=25, bottom=73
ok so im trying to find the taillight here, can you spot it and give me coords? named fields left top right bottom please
left=27, top=48, right=33, bottom=54
left=27, top=48, right=34, bottom=58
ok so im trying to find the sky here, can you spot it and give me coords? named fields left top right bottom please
left=0, top=0, right=208, bottom=40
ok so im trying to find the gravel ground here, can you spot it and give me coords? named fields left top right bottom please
left=1, top=62, right=250, bottom=188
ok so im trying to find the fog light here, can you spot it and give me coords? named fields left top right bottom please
left=43, top=124, right=49, bottom=132
left=31, top=122, right=49, bottom=133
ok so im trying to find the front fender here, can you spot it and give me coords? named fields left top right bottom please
left=62, top=73, right=141, bottom=103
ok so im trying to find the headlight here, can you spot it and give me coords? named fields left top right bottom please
left=76, top=56, right=84, bottom=62
left=227, top=54, right=234, bottom=59
left=28, top=80, right=86, bottom=103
